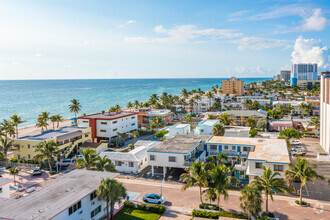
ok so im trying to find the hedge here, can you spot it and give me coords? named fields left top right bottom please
left=226, top=185, right=241, bottom=191
left=124, top=201, right=166, bottom=214
left=191, top=209, right=247, bottom=219
left=199, top=203, right=220, bottom=211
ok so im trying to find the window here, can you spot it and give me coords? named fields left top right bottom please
left=91, top=205, right=101, bottom=218
left=131, top=123, right=136, bottom=126
left=68, top=201, right=81, bottom=215
left=115, top=161, right=122, bottom=166
left=113, top=121, right=117, bottom=124
left=100, top=129, right=106, bottom=132
left=83, top=120, right=89, bottom=123
left=28, top=154, right=30, bottom=159
left=169, top=156, right=176, bottom=162
left=224, top=146, right=228, bottom=150
left=90, top=191, right=97, bottom=201
left=129, top=162, right=134, bottom=167
left=150, top=155, right=155, bottom=161
left=243, top=147, right=250, bottom=152
left=210, top=145, right=217, bottom=150
left=0, top=187, right=2, bottom=193
left=274, top=165, right=284, bottom=171
left=27, top=144, right=30, bottom=148
left=131, top=116, right=135, bottom=119
left=232, top=146, right=236, bottom=150
left=101, top=122, right=107, bottom=125
left=113, top=128, right=118, bottom=132
left=17, top=154, right=20, bottom=159
left=255, top=162, right=262, bottom=169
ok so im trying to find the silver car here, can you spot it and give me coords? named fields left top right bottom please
left=143, top=193, right=166, bottom=204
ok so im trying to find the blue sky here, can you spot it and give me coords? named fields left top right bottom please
left=0, top=0, right=329, bottom=79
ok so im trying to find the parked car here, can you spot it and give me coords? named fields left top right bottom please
left=32, top=167, right=42, bottom=176
left=290, top=140, right=302, bottom=145
left=143, top=193, right=166, bottom=204
left=57, top=158, right=76, bottom=166
left=74, top=154, right=83, bottom=160
left=291, top=148, right=306, bottom=156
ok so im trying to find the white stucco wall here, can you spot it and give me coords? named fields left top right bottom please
left=148, top=152, right=186, bottom=168
left=0, top=183, right=10, bottom=198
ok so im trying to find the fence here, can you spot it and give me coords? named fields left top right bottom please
left=0, top=161, right=40, bottom=170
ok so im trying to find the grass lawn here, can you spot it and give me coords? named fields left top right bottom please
left=113, top=207, right=161, bottom=220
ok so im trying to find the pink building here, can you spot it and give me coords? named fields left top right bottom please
left=268, top=118, right=293, bottom=132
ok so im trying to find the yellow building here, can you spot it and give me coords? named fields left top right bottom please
left=305, top=97, right=320, bottom=108
left=221, top=110, right=267, bottom=126
left=222, top=77, right=244, bottom=96
left=14, top=126, right=92, bottom=160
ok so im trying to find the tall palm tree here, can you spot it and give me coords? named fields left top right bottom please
left=308, top=116, right=320, bottom=136
left=153, top=116, right=165, bottom=128
left=212, top=123, right=225, bottom=136
left=206, top=92, right=214, bottom=109
left=130, top=130, right=139, bottom=143
left=0, top=119, right=14, bottom=137
left=149, top=122, right=157, bottom=133
left=182, top=114, right=193, bottom=125
left=189, top=98, right=196, bottom=113
left=40, top=111, right=50, bottom=122
left=134, top=100, right=140, bottom=109
left=218, top=113, right=234, bottom=125
left=217, top=152, right=228, bottom=165
left=246, top=117, right=256, bottom=129
left=207, top=165, right=231, bottom=207
left=95, top=155, right=117, bottom=172
left=180, top=161, right=208, bottom=204
left=251, top=166, right=290, bottom=213
left=0, top=137, right=15, bottom=164
left=54, top=114, right=64, bottom=128
left=285, top=156, right=324, bottom=204
left=240, top=185, right=263, bottom=220
left=9, top=167, right=19, bottom=186
left=69, top=99, right=81, bottom=126
left=10, top=114, right=25, bottom=138
left=35, top=140, right=59, bottom=172
left=49, top=115, right=58, bottom=130
left=36, top=116, right=49, bottom=131
left=127, top=101, right=133, bottom=110
left=96, top=178, right=127, bottom=220
left=182, top=88, right=189, bottom=98
left=75, top=148, right=97, bottom=170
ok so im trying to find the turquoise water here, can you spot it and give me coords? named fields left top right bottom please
left=0, top=78, right=270, bottom=127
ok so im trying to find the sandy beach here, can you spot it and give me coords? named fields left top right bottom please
left=17, top=119, right=72, bottom=137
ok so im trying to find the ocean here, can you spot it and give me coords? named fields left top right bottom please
left=0, top=78, right=270, bottom=127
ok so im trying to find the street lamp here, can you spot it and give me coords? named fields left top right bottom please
left=160, top=177, right=165, bottom=197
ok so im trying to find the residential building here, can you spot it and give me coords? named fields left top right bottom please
left=0, top=178, right=12, bottom=198
left=236, top=95, right=276, bottom=103
left=79, top=142, right=108, bottom=155
left=194, top=119, right=220, bottom=135
left=291, top=64, right=318, bottom=86
left=223, top=126, right=250, bottom=137
left=159, top=124, right=191, bottom=139
left=273, top=100, right=308, bottom=115
left=222, top=77, right=244, bottom=96
left=280, top=70, right=291, bottom=82
left=292, top=118, right=316, bottom=135
left=77, top=111, right=138, bottom=142
left=221, top=110, right=267, bottom=126
left=305, top=96, right=320, bottom=116
left=320, top=71, right=330, bottom=154
left=14, top=126, right=92, bottom=160
left=99, top=140, right=160, bottom=174
left=129, top=108, right=174, bottom=127
left=0, top=170, right=119, bottom=220
left=268, top=118, right=293, bottom=132
left=273, top=74, right=280, bottom=81
left=222, top=102, right=243, bottom=111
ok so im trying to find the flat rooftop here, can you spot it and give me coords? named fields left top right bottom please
left=79, top=142, right=103, bottom=148
left=208, top=136, right=290, bottom=163
left=0, top=177, right=13, bottom=186
left=145, top=109, right=172, bottom=116
left=172, top=123, right=190, bottom=129
left=16, top=126, right=88, bottom=141
left=198, top=120, right=219, bottom=127
left=0, top=170, right=118, bottom=220
left=224, top=125, right=250, bottom=131
left=223, top=110, right=267, bottom=117
left=79, top=111, right=137, bottom=119
left=149, top=134, right=211, bottom=154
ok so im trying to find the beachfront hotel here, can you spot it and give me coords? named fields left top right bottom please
left=221, top=76, right=244, bottom=96
left=128, top=107, right=174, bottom=127
left=320, top=71, right=330, bottom=155
left=77, top=111, right=138, bottom=142
left=14, top=126, right=92, bottom=160
left=0, top=170, right=119, bottom=220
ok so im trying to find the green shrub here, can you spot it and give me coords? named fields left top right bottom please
left=100, top=140, right=109, bottom=143
left=295, top=200, right=307, bottom=205
left=135, top=202, right=166, bottom=214
left=191, top=209, right=247, bottom=219
left=9, top=158, right=18, bottom=163
left=226, top=185, right=241, bottom=191
left=124, top=201, right=136, bottom=208
left=199, top=203, right=220, bottom=211
left=261, top=212, right=275, bottom=218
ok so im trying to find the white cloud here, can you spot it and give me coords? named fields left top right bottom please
left=248, top=4, right=306, bottom=21
left=291, top=36, right=329, bottom=69
left=11, top=62, right=19, bottom=65
left=230, top=37, right=288, bottom=50
left=126, top=20, right=136, bottom=25
left=225, top=65, right=272, bottom=75
left=301, top=8, right=327, bottom=31
left=35, top=53, right=43, bottom=57
left=125, top=25, right=243, bottom=43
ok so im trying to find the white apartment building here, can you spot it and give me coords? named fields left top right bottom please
left=0, top=178, right=12, bottom=198
left=320, top=71, right=330, bottom=154
left=194, top=119, right=220, bottom=135
left=0, top=170, right=119, bottom=220
left=223, top=126, right=250, bottom=137
left=78, top=111, right=138, bottom=142
left=159, top=124, right=191, bottom=139
left=99, top=140, right=160, bottom=174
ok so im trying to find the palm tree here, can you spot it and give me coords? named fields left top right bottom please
left=240, top=185, right=263, bottom=220
left=40, top=111, right=50, bottom=122
left=212, top=123, right=225, bottom=136
left=9, top=167, right=19, bottom=186
left=208, top=165, right=231, bottom=207
left=153, top=116, right=165, bottom=128
left=218, top=113, right=234, bottom=125
left=251, top=166, right=290, bottom=213
left=308, top=116, right=320, bottom=136
left=96, top=178, right=127, bottom=220
left=246, top=117, right=256, bottom=129
left=134, top=100, right=140, bottom=109
left=53, top=114, right=64, bottom=128
left=75, top=148, right=97, bottom=170
left=36, top=116, right=49, bottom=131
left=10, top=114, right=25, bottom=138
left=0, top=137, right=15, bottom=164
left=206, top=92, right=214, bottom=109
left=69, top=99, right=81, bottom=126
left=182, top=88, right=189, bottom=98
left=0, top=119, right=14, bottom=137
left=180, top=161, right=208, bottom=204
left=115, top=104, right=121, bottom=112
left=182, top=114, right=193, bottom=125
left=130, top=130, right=139, bottom=143
left=49, top=115, right=58, bottom=130
left=95, top=155, right=117, bottom=172
left=35, top=140, right=59, bottom=173
left=285, top=156, right=325, bottom=204
left=149, top=122, right=157, bottom=133
left=127, top=101, right=133, bottom=110
left=189, top=98, right=196, bottom=113
left=217, top=152, right=228, bottom=165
